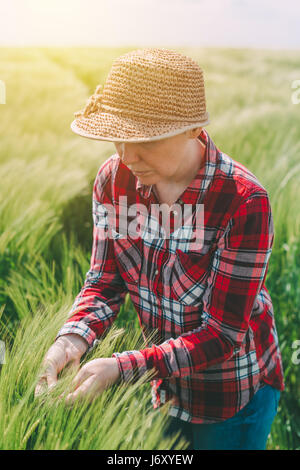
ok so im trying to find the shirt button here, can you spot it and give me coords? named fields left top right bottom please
left=155, top=269, right=159, bottom=275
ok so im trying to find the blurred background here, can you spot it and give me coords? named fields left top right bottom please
left=0, top=0, right=299, bottom=450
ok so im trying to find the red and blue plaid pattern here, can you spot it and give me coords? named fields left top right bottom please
left=56, top=129, right=284, bottom=423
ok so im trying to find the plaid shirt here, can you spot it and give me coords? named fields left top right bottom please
left=56, top=129, right=284, bottom=423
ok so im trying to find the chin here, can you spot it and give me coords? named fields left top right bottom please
left=136, top=172, right=156, bottom=182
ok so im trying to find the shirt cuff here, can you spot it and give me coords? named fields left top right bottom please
left=111, top=350, right=149, bottom=384
left=55, top=320, right=97, bottom=352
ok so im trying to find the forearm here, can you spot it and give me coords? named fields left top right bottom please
left=55, top=273, right=127, bottom=349
left=55, top=157, right=128, bottom=350
left=112, top=321, right=235, bottom=383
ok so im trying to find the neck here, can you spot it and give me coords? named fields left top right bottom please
left=161, top=138, right=206, bottom=187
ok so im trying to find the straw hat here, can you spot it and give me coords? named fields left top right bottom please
left=71, top=47, right=210, bottom=143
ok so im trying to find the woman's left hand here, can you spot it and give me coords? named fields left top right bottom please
left=61, top=358, right=121, bottom=405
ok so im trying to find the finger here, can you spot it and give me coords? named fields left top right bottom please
left=65, top=376, right=99, bottom=405
left=35, top=377, right=48, bottom=397
left=43, top=361, right=58, bottom=389
left=70, top=365, right=90, bottom=391
left=63, top=357, right=80, bottom=375
left=56, top=363, right=86, bottom=402
left=35, top=360, right=58, bottom=395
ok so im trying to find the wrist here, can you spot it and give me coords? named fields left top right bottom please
left=108, top=357, right=121, bottom=384
left=57, top=334, right=88, bottom=356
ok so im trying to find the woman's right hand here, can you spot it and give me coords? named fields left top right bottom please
left=34, top=334, right=88, bottom=397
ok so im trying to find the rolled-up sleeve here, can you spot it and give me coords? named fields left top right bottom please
left=112, top=193, right=274, bottom=383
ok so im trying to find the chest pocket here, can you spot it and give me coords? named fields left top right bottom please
left=170, top=248, right=214, bottom=306
left=113, top=231, right=142, bottom=285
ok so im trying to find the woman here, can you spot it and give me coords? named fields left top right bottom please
left=35, top=47, right=284, bottom=450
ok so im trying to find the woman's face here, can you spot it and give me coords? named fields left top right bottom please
left=113, top=128, right=203, bottom=185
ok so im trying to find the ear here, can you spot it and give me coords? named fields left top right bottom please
left=187, top=127, right=203, bottom=139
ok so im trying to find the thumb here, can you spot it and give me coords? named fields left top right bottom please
left=64, top=356, right=80, bottom=372
left=34, top=360, right=57, bottom=397
left=70, top=357, right=80, bottom=368
left=44, top=360, right=58, bottom=389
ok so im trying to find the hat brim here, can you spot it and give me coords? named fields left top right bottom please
left=70, top=112, right=210, bottom=143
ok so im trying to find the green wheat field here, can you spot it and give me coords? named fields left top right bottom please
left=0, top=47, right=299, bottom=450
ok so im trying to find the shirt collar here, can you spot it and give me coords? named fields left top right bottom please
left=136, top=128, right=219, bottom=204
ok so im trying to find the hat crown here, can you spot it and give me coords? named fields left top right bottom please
left=100, top=47, right=207, bottom=122
left=72, top=48, right=210, bottom=142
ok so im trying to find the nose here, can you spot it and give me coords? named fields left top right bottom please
left=118, top=143, right=140, bottom=166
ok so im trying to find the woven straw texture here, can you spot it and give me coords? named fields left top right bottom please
left=71, top=47, right=210, bottom=142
